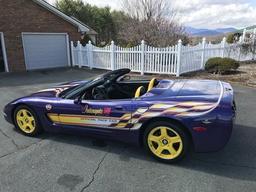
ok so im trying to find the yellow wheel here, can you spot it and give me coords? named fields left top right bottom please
left=14, top=105, right=42, bottom=136
left=144, top=121, right=189, bottom=163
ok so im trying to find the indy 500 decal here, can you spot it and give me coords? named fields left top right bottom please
left=47, top=101, right=216, bottom=129
left=48, top=113, right=120, bottom=128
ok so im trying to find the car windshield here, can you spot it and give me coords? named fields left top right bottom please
left=60, top=68, right=131, bottom=99
left=59, top=76, right=102, bottom=98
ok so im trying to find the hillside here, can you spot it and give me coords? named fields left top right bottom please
left=186, top=27, right=237, bottom=37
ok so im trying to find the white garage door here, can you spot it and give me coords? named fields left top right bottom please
left=22, top=33, right=70, bottom=70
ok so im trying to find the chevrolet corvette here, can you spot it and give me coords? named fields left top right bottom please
left=3, top=68, right=236, bottom=163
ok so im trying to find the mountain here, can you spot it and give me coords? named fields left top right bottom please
left=215, top=28, right=237, bottom=33
left=185, top=27, right=237, bottom=37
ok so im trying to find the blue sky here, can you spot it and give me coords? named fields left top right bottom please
left=47, top=0, right=256, bottom=29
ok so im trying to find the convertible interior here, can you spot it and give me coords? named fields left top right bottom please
left=83, top=77, right=159, bottom=100
left=61, top=69, right=159, bottom=101
left=108, top=77, right=158, bottom=99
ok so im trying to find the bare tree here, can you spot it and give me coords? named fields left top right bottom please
left=118, top=0, right=188, bottom=47
left=122, top=0, right=170, bottom=21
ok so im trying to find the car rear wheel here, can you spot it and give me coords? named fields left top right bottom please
left=14, top=105, right=42, bottom=136
left=143, top=121, right=189, bottom=163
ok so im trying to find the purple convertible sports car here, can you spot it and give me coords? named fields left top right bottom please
left=3, top=69, right=236, bottom=163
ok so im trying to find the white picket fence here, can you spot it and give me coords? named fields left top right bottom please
left=71, top=32, right=255, bottom=77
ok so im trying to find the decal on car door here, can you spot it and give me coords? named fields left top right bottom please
left=47, top=101, right=216, bottom=129
left=47, top=113, right=121, bottom=128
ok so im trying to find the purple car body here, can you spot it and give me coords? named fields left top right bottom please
left=3, top=69, right=236, bottom=152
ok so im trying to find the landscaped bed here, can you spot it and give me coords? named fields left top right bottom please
left=182, top=62, right=256, bottom=88
left=131, top=62, right=256, bottom=88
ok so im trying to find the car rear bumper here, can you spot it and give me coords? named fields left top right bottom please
left=189, top=82, right=235, bottom=152
left=191, top=116, right=234, bottom=152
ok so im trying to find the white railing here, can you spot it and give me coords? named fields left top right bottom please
left=71, top=33, right=255, bottom=76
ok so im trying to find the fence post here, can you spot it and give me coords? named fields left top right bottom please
left=201, top=37, right=206, bottom=69
left=110, top=41, right=115, bottom=71
left=88, top=41, right=93, bottom=69
left=237, top=36, right=243, bottom=61
left=253, top=28, right=256, bottom=39
left=239, top=36, right=243, bottom=43
left=176, top=39, right=182, bottom=77
left=221, top=37, right=226, bottom=58
left=242, top=29, right=246, bottom=42
left=77, top=41, right=83, bottom=68
left=70, top=41, right=75, bottom=67
left=140, top=40, right=145, bottom=75
left=86, top=42, right=90, bottom=68
left=252, top=28, right=256, bottom=60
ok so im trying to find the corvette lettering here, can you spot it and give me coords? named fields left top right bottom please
left=82, top=106, right=112, bottom=115
left=84, top=108, right=103, bottom=115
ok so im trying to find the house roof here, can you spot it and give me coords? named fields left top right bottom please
left=70, top=17, right=98, bottom=35
left=33, top=0, right=97, bottom=35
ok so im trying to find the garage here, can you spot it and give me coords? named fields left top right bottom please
left=0, top=0, right=97, bottom=72
left=22, top=33, right=70, bottom=70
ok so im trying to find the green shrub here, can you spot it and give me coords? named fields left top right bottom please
left=226, top=33, right=235, bottom=44
left=205, top=57, right=239, bottom=74
left=205, top=57, right=222, bottom=73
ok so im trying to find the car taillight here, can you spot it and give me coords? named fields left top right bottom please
left=193, top=127, right=207, bottom=132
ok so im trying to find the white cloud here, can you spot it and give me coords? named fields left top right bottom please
left=46, top=0, right=256, bottom=29
left=173, top=0, right=256, bottom=29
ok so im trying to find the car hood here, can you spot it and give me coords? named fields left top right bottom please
left=30, top=80, right=87, bottom=97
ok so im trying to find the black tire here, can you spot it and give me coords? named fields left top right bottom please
left=143, top=121, right=189, bottom=163
left=13, top=105, right=43, bottom=136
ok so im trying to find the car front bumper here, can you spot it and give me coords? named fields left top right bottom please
left=3, top=105, right=13, bottom=124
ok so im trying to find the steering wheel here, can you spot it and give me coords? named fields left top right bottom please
left=92, top=85, right=108, bottom=100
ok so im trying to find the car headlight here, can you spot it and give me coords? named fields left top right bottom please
left=2, top=111, right=7, bottom=117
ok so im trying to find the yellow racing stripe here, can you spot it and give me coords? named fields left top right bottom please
left=48, top=113, right=60, bottom=123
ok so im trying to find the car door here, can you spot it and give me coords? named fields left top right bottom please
left=53, top=99, right=133, bottom=130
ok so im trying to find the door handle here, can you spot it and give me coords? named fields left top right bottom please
left=115, top=106, right=124, bottom=110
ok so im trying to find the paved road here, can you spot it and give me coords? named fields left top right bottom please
left=0, top=68, right=256, bottom=192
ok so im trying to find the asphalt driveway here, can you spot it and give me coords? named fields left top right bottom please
left=0, top=68, right=256, bottom=192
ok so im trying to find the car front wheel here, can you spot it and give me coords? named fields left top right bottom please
left=14, top=105, right=42, bottom=136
